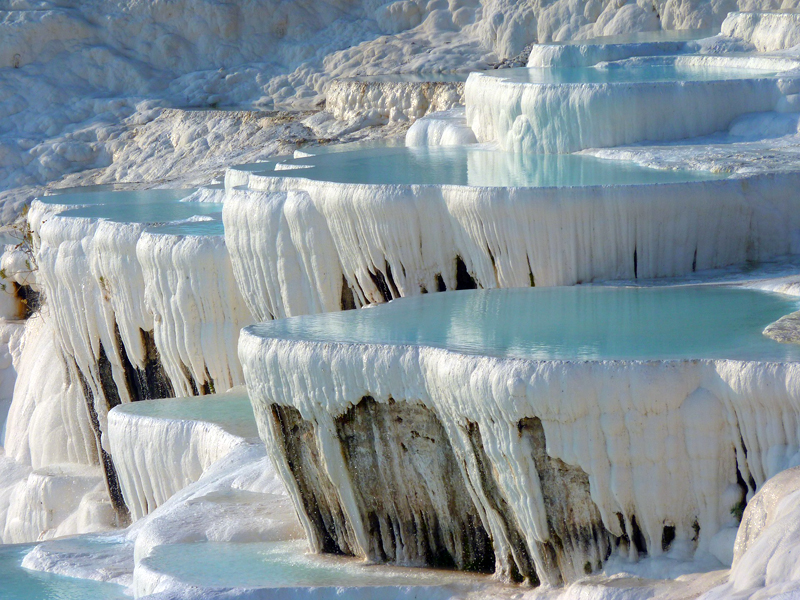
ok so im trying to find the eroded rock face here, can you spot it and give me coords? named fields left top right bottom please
left=268, top=404, right=358, bottom=555
left=763, top=310, right=800, bottom=344
left=264, top=395, right=615, bottom=585
left=336, top=397, right=494, bottom=572
left=520, top=417, right=613, bottom=582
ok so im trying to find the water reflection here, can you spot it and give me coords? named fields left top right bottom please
left=255, top=286, right=800, bottom=362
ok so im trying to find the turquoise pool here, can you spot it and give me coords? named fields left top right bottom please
left=268, top=146, right=724, bottom=187
left=250, top=286, right=800, bottom=362
left=112, top=391, right=258, bottom=439
left=40, top=188, right=193, bottom=206
left=483, top=63, right=777, bottom=84
left=0, top=543, right=127, bottom=600
left=141, top=539, right=487, bottom=588
left=60, top=202, right=222, bottom=225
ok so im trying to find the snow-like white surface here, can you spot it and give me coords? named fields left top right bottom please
left=527, top=33, right=709, bottom=69
left=223, top=190, right=344, bottom=321
left=0, top=316, right=118, bottom=543
left=31, top=201, right=251, bottom=413
left=108, top=390, right=258, bottom=520
left=2, top=0, right=798, bottom=219
left=721, top=10, right=800, bottom=52
left=467, top=55, right=796, bottom=153
left=700, top=466, right=800, bottom=599
left=136, top=231, right=252, bottom=396
left=226, top=167, right=800, bottom=314
left=406, top=108, right=478, bottom=146
left=11, top=1, right=800, bottom=596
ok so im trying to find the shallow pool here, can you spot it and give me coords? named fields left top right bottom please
left=145, top=217, right=225, bottom=236
left=141, top=539, right=487, bottom=588
left=269, top=146, right=723, bottom=187
left=60, top=201, right=223, bottom=225
left=0, top=544, right=127, bottom=600
left=40, top=188, right=193, bottom=206
left=251, top=286, right=800, bottom=362
left=112, top=390, right=257, bottom=439
left=484, top=62, right=777, bottom=84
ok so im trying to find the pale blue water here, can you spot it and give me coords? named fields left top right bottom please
left=233, top=140, right=407, bottom=173
left=294, top=137, right=406, bottom=157
left=0, top=544, right=127, bottom=600
left=112, top=391, right=258, bottom=439
left=40, top=188, right=193, bottom=206
left=142, top=540, right=485, bottom=588
left=558, top=28, right=716, bottom=45
left=60, top=201, right=222, bottom=224
left=145, top=217, right=225, bottom=236
left=485, top=63, right=777, bottom=84
left=251, top=286, right=800, bottom=362
left=270, top=146, right=723, bottom=187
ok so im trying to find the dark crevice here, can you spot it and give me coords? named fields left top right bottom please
left=487, top=247, right=497, bottom=280
left=526, top=256, right=536, bottom=288
left=520, top=417, right=614, bottom=583
left=13, top=283, right=39, bottom=319
left=738, top=436, right=758, bottom=493
left=96, top=342, right=122, bottom=411
left=692, top=247, right=698, bottom=273
left=368, top=267, right=394, bottom=303
left=661, top=525, right=676, bottom=552
left=455, top=256, right=477, bottom=290
left=340, top=275, right=356, bottom=311
left=633, top=247, right=638, bottom=279
left=384, top=262, right=401, bottom=299
left=466, top=421, right=535, bottom=583
left=73, top=363, right=130, bottom=523
left=629, top=515, right=647, bottom=555
left=435, top=274, right=447, bottom=292
left=270, top=404, right=354, bottom=555
left=732, top=454, right=750, bottom=522
left=181, top=363, right=200, bottom=396
left=119, top=327, right=174, bottom=402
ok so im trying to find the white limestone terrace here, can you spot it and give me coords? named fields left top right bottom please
left=21, top=388, right=305, bottom=599
left=0, top=186, right=251, bottom=534
left=223, top=141, right=800, bottom=323
left=526, top=27, right=717, bottom=68
left=10, top=7, right=800, bottom=598
left=239, top=284, right=800, bottom=589
left=107, top=389, right=259, bottom=521
left=1, top=0, right=749, bottom=216
left=466, top=54, right=800, bottom=154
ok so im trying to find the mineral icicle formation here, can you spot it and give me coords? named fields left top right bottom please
left=6, top=2, right=800, bottom=598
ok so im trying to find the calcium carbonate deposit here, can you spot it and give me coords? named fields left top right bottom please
left=6, top=2, right=800, bottom=600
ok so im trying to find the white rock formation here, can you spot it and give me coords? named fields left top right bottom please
left=326, top=79, right=465, bottom=123
left=108, top=390, right=259, bottom=521
left=224, top=169, right=800, bottom=319
left=406, top=108, right=478, bottom=146
left=701, top=466, right=800, bottom=599
left=466, top=55, right=796, bottom=154
left=721, top=10, right=800, bottom=52
left=241, top=325, right=800, bottom=586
